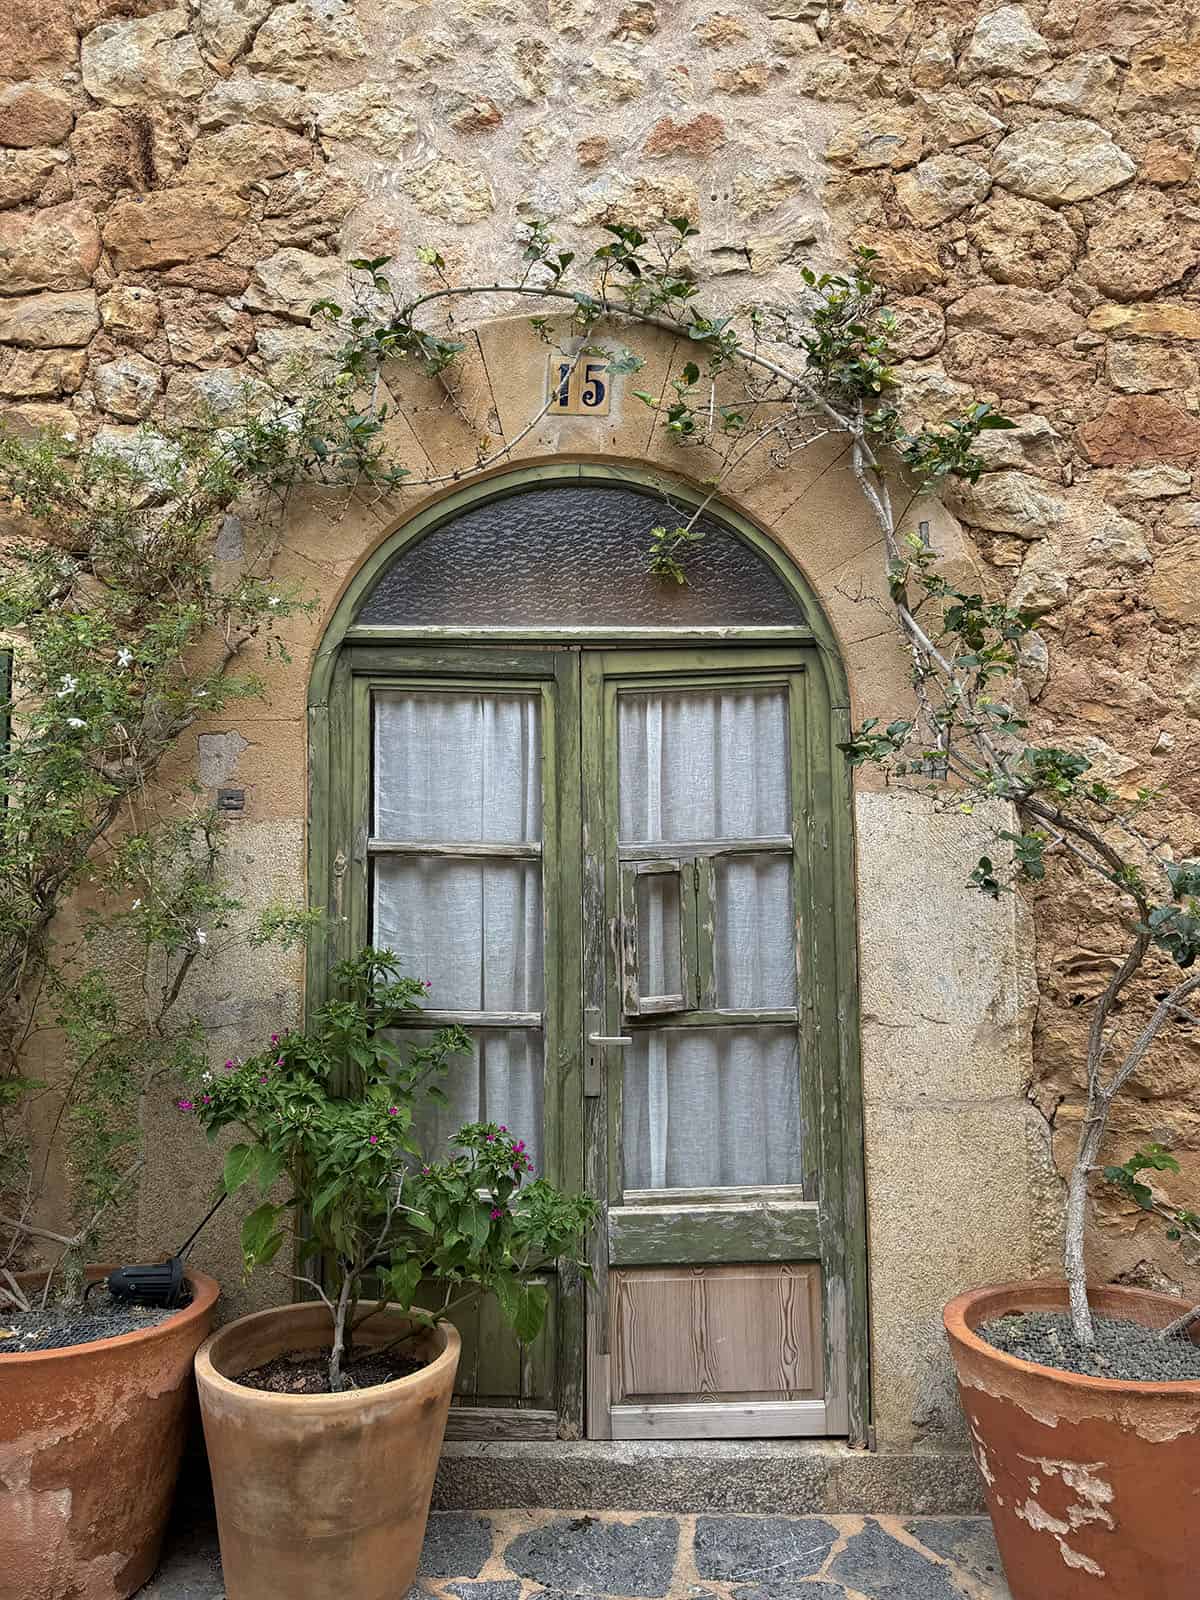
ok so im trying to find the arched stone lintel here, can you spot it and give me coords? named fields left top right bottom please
left=296, top=310, right=973, bottom=732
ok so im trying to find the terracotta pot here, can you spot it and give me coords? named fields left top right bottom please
left=0, top=1265, right=219, bottom=1600
left=945, top=1279, right=1200, bottom=1599
left=195, top=1300, right=461, bottom=1600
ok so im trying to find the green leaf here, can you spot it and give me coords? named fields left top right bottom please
left=241, top=1202, right=283, bottom=1272
left=384, top=1255, right=423, bottom=1309
left=256, top=1145, right=285, bottom=1194
left=223, top=1144, right=258, bottom=1195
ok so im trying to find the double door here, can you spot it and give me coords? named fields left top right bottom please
left=332, top=643, right=859, bottom=1440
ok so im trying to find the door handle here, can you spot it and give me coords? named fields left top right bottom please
left=584, top=1008, right=631, bottom=1098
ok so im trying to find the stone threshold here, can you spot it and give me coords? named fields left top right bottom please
left=433, top=1441, right=987, bottom=1517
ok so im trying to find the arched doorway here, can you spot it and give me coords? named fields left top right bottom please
left=308, top=464, right=867, bottom=1445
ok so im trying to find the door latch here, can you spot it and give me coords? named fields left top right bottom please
left=584, top=1006, right=630, bottom=1098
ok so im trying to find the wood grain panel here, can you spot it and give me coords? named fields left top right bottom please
left=610, top=1263, right=824, bottom=1405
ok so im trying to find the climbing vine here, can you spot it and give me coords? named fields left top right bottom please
left=0, top=373, right=401, bottom=1301
left=318, top=219, right=1200, bottom=1349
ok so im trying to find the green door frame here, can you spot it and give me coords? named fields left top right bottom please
left=306, top=462, right=871, bottom=1446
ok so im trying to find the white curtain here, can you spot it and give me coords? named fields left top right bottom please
left=623, top=1029, right=801, bottom=1189
left=373, top=691, right=545, bottom=1170
left=618, top=687, right=802, bottom=1190
left=374, top=691, right=541, bottom=843
left=389, top=1029, right=544, bottom=1172
left=618, top=687, right=790, bottom=843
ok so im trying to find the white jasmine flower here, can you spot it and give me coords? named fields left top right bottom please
left=56, top=674, right=78, bottom=698
left=66, top=717, right=85, bottom=728
left=116, top=648, right=133, bottom=669
left=195, top=690, right=208, bottom=699
left=195, top=930, right=208, bottom=946
left=202, top=1070, right=213, bottom=1083
left=267, top=595, right=281, bottom=607
left=131, top=899, right=142, bottom=910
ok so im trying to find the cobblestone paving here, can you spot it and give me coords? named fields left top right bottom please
left=140, top=1510, right=1010, bottom=1600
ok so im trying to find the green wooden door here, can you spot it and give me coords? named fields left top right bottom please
left=582, top=649, right=853, bottom=1440
left=322, top=640, right=862, bottom=1443
left=329, top=646, right=584, bottom=1438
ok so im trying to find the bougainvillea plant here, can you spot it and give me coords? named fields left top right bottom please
left=188, top=947, right=597, bottom=1391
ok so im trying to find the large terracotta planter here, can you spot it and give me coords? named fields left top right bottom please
left=0, top=1266, right=219, bottom=1600
left=195, top=1300, right=461, bottom=1600
left=945, top=1279, right=1200, bottom=1599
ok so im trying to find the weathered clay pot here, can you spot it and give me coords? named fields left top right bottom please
left=195, top=1300, right=461, bottom=1600
left=0, top=1266, right=219, bottom=1600
left=945, top=1279, right=1200, bottom=1599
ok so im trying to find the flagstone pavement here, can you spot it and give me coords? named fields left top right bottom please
left=140, top=1508, right=1011, bottom=1600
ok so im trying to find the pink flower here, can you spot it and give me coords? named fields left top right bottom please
left=202, top=1095, right=212, bottom=1105
left=499, top=1125, right=508, bottom=1134
left=224, top=1059, right=235, bottom=1070
left=270, top=1034, right=279, bottom=1044
left=259, top=1074, right=269, bottom=1083
left=490, top=1207, right=503, bottom=1220
left=486, top=1134, right=495, bottom=1142
left=369, top=1134, right=379, bottom=1145
left=176, top=1098, right=194, bottom=1111
left=422, top=978, right=431, bottom=988
left=275, top=1057, right=284, bottom=1066
left=387, top=1106, right=398, bottom=1116
left=421, top=1166, right=432, bottom=1175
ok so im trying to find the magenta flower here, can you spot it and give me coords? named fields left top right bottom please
left=490, top=1207, right=503, bottom=1220
left=202, top=1095, right=212, bottom=1105
left=387, top=1106, right=398, bottom=1116
left=499, top=1125, right=508, bottom=1134
left=369, top=1134, right=379, bottom=1145
left=421, top=1166, right=432, bottom=1175
left=422, top=978, right=432, bottom=988
left=259, top=1074, right=268, bottom=1083
left=176, top=1098, right=194, bottom=1111
left=270, top=1033, right=279, bottom=1044
left=486, top=1134, right=495, bottom=1142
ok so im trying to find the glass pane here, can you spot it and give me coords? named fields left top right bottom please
left=357, top=483, right=805, bottom=628
left=715, top=858, right=796, bottom=1008
left=622, top=1026, right=802, bottom=1190
left=397, top=1029, right=544, bottom=1175
left=373, top=857, right=543, bottom=1012
left=636, top=870, right=682, bottom=998
left=374, top=690, right=541, bottom=843
left=618, top=686, right=789, bottom=843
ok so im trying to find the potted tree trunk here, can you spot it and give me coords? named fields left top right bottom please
left=843, top=537, right=1200, bottom=1598
left=189, top=948, right=596, bottom=1600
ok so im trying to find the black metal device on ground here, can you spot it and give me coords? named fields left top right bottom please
left=100, top=1192, right=228, bottom=1308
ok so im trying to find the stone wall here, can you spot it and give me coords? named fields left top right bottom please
left=4, top=0, right=1199, bottom=1447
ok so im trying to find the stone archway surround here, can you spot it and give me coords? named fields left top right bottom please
left=143, top=313, right=1040, bottom=1472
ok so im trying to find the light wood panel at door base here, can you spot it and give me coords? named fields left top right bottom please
left=610, top=1400, right=828, bottom=1440
left=610, top=1263, right=825, bottom=1405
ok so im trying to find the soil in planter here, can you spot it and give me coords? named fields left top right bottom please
left=980, top=1309, right=1200, bottom=1383
left=0, top=1290, right=189, bottom=1354
left=234, top=1346, right=427, bottom=1394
